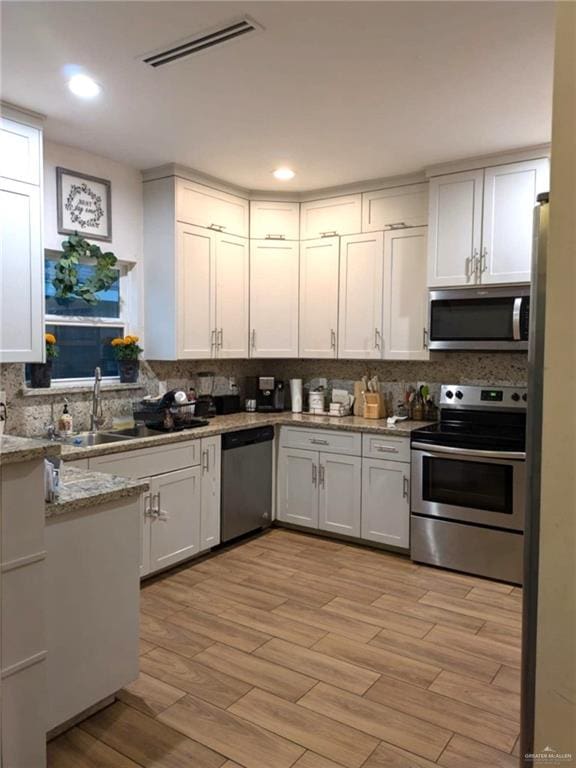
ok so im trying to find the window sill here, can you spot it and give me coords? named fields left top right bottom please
left=20, top=382, right=145, bottom=398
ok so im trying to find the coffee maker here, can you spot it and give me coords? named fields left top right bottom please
left=247, top=377, right=287, bottom=412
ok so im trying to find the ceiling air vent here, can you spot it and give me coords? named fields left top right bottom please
left=141, top=16, right=263, bottom=68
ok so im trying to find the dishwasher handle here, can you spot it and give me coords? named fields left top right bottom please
left=222, top=426, right=274, bottom=450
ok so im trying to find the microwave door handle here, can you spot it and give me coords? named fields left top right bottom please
left=411, top=442, right=526, bottom=461
left=512, top=298, right=522, bottom=340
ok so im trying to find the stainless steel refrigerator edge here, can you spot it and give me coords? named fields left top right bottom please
left=521, top=193, right=549, bottom=764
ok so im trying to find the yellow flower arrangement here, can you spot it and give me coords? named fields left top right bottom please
left=110, top=334, right=143, bottom=360
left=45, top=333, right=56, bottom=345
left=45, top=333, right=58, bottom=359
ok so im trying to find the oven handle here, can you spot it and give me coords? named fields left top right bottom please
left=411, top=442, right=526, bottom=461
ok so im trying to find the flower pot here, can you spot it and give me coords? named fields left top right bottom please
left=118, top=359, right=139, bottom=384
left=29, top=361, right=52, bottom=389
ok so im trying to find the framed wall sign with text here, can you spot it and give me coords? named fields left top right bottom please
left=56, top=167, right=112, bottom=241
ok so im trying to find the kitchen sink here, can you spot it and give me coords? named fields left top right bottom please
left=102, top=425, right=165, bottom=439
left=60, top=431, right=138, bottom=447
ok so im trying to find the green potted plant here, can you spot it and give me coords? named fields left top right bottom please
left=30, top=333, right=58, bottom=388
left=111, top=335, right=143, bottom=383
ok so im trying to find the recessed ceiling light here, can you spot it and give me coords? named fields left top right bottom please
left=273, top=167, right=295, bottom=181
left=68, top=73, right=101, bottom=99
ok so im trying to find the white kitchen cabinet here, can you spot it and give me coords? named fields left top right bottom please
left=318, top=453, right=361, bottom=537
left=0, top=112, right=44, bottom=364
left=299, top=237, right=339, bottom=358
left=362, top=458, right=410, bottom=549
left=200, top=436, right=221, bottom=552
left=176, top=178, right=249, bottom=237
left=481, top=159, right=549, bottom=284
left=300, top=194, right=361, bottom=239
left=176, top=223, right=249, bottom=359
left=277, top=447, right=319, bottom=529
left=427, top=169, right=484, bottom=288
left=250, top=200, right=300, bottom=240
left=338, top=231, right=384, bottom=359
left=383, top=227, right=429, bottom=360
left=250, top=239, right=299, bottom=358
left=215, top=232, right=250, bottom=358
left=149, top=466, right=202, bottom=573
left=362, top=183, right=428, bottom=232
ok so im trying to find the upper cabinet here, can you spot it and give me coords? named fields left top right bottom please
left=299, top=238, right=339, bottom=359
left=300, top=194, right=361, bottom=239
left=481, top=159, right=549, bottom=284
left=0, top=115, right=44, bottom=363
left=338, top=232, right=384, bottom=360
left=250, top=240, right=299, bottom=358
left=382, top=227, right=429, bottom=360
left=428, top=158, right=549, bottom=287
left=362, top=183, right=428, bottom=232
left=176, top=178, right=249, bottom=238
left=250, top=200, right=299, bottom=240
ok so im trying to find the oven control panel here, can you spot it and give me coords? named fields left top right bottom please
left=440, top=385, right=527, bottom=409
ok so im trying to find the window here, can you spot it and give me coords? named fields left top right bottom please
left=32, top=250, right=130, bottom=383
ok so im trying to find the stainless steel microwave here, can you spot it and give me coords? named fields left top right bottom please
left=428, top=286, right=530, bottom=351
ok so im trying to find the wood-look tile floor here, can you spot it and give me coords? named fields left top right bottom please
left=48, top=529, right=523, bottom=768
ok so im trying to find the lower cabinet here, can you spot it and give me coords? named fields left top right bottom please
left=277, top=447, right=361, bottom=537
left=361, top=458, right=410, bottom=548
left=89, top=437, right=221, bottom=577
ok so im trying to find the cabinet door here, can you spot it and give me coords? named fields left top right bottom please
left=140, top=482, right=152, bottom=577
left=299, top=238, right=339, bottom=358
left=200, top=436, right=221, bottom=552
left=0, top=117, right=41, bottom=185
left=427, top=170, right=483, bottom=287
left=177, top=223, right=216, bottom=359
left=383, top=227, right=430, bottom=360
left=250, top=200, right=300, bottom=240
left=318, top=453, right=361, bottom=537
left=300, top=195, right=361, bottom=239
left=0, top=179, right=43, bottom=363
left=250, top=240, right=299, bottom=358
left=338, top=231, right=384, bottom=359
left=176, top=179, right=249, bottom=237
left=362, top=183, right=428, bottom=232
left=149, top=466, right=201, bottom=574
left=277, top=447, right=318, bottom=529
left=481, top=159, right=549, bottom=284
left=361, top=458, right=410, bottom=548
left=216, top=233, right=249, bottom=358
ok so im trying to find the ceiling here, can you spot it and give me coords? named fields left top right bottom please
left=1, top=1, right=555, bottom=192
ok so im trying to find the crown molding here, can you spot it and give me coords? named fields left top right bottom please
left=1, top=100, right=46, bottom=127
left=425, top=143, right=551, bottom=178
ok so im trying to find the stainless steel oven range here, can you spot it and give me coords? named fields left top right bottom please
left=410, top=385, right=527, bottom=585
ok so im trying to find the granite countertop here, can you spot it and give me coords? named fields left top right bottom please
left=0, top=434, right=61, bottom=466
left=46, top=465, right=149, bottom=517
left=59, top=412, right=434, bottom=461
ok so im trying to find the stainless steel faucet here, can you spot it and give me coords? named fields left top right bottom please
left=90, top=366, right=104, bottom=431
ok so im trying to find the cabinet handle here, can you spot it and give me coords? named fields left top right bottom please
left=473, top=248, right=480, bottom=282
left=310, top=438, right=329, bottom=445
left=151, top=492, right=160, bottom=517
left=423, top=327, right=428, bottom=349
left=319, top=464, right=325, bottom=488
left=265, top=234, right=286, bottom=240
left=402, top=476, right=409, bottom=499
left=320, top=230, right=337, bottom=238
left=144, top=493, right=152, bottom=517
left=386, top=222, right=407, bottom=230
left=251, top=329, right=256, bottom=350
left=480, top=247, right=488, bottom=274
left=312, top=463, right=317, bottom=486
left=330, top=329, right=336, bottom=350
left=376, top=445, right=399, bottom=454
left=202, top=449, right=209, bottom=472
left=374, top=328, right=381, bottom=350
left=208, top=223, right=225, bottom=231
left=211, top=329, right=217, bottom=350
left=218, top=328, right=223, bottom=349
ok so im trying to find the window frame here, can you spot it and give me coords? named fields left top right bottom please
left=43, top=249, right=133, bottom=386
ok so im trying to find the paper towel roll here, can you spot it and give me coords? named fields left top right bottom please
left=290, top=379, right=303, bottom=413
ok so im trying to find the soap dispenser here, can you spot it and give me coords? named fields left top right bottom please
left=58, top=400, right=73, bottom=436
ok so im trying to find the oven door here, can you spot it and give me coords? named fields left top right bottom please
left=411, top=443, right=526, bottom=531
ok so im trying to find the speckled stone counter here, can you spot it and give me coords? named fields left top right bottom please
left=47, top=465, right=149, bottom=517
left=0, top=434, right=61, bottom=465
left=59, top=412, right=434, bottom=461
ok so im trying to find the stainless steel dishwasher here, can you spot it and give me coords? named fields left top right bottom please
left=221, top=426, right=274, bottom=542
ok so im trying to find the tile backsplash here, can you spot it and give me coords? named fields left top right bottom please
left=1, top=352, right=527, bottom=437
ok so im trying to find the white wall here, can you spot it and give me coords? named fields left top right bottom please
left=42, top=140, right=144, bottom=336
left=43, top=140, right=143, bottom=261
left=533, top=1, right=576, bottom=758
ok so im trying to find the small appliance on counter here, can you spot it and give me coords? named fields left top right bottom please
left=246, top=377, right=288, bottom=412
left=214, top=394, right=242, bottom=415
left=195, top=371, right=217, bottom=418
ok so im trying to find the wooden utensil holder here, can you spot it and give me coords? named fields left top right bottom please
left=363, top=393, right=383, bottom=420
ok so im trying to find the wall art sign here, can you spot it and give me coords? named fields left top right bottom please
left=56, top=167, right=112, bottom=242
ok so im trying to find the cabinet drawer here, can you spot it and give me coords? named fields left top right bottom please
left=176, top=179, right=249, bottom=237
left=362, top=434, right=410, bottom=462
left=279, top=427, right=361, bottom=456
left=90, top=441, right=201, bottom=479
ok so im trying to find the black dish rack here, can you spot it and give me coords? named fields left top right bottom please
left=133, top=396, right=208, bottom=432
